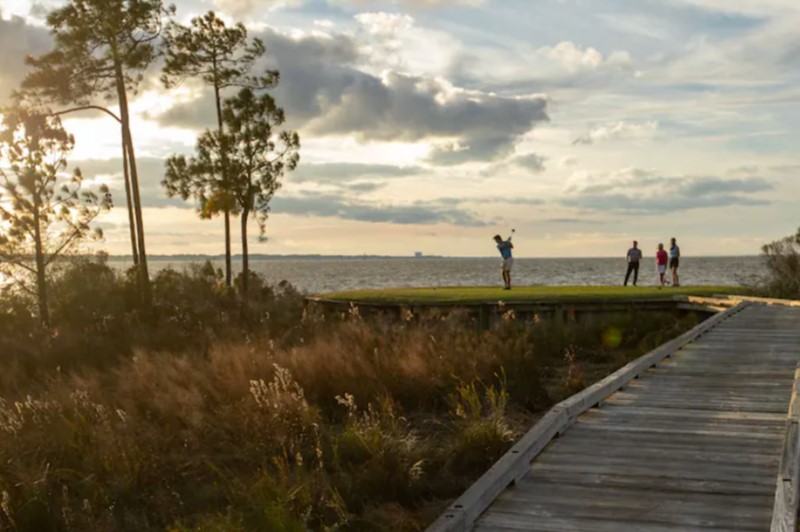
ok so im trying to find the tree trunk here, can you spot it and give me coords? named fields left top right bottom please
left=215, top=83, right=232, bottom=288
left=241, top=207, right=250, bottom=296
left=121, top=127, right=139, bottom=266
left=32, top=195, right=49, bottom=326
left=115, top=63, right=151, bottom=304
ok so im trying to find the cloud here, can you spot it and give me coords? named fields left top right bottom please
left=355, top=12, right=415, bottom=34
left=291, top=162, right=423, bottom=184
left=155, top=29, right=549, bottom=165
left=546, top=218, right=598, bottom=224
left=306, top=70, right=548, bottom=163
left=573, top=121, right=659, bottom=145
left=0, top=15, right=52, bottom=104
left=480, top=152, right=547, bottom=177
left=271, top=192, right=488, bottom=226
left=513, top=153, right=547, bottom=173
left=450, top=39, right=634, bottom=93
left=211, top=0, right=303, bottom=18
left=562, top=168, right=772, bottom=214
left=539, top=41, right=605, bottom=71
left=70, top=157, right=185, bottom=208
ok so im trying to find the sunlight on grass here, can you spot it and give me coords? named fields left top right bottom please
left=321, top=285, right=745, bottom=304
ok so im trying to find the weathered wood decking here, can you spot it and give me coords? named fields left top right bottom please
left=430, top=302, right=800, bottom=531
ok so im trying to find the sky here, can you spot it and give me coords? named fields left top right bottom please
left=1, top=0, right=799, bottom=258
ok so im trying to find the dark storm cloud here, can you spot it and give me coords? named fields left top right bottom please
left=271, top=192, right=487, bottom=226
left=156, top=29, right=549, bottom=165
left=563, top=170, right=773, bottom=214
left=0, top=15, right=52, bottom=104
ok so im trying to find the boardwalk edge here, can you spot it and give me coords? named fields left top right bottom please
left=771, top=364, right=800, bottom=532
left=426, top=301, right=749, bottom=532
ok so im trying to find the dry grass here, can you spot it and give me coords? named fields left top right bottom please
left=0, top=261, right=704, bottom=531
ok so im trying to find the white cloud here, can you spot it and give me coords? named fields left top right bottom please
left=573, top=121, right=659, bottom=145
left=354, top=12, right=414, bottom=34
left=539, top=41, right=605, bottom=71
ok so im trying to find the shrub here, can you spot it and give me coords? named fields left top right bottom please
left=760, top=227, right=800, bottom=299
left=446, top=378, right=515, bottom=476
left=334, top=394, right=427, bottom=512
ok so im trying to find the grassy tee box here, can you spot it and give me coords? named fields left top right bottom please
left=319, top=286, right=744, bottom=305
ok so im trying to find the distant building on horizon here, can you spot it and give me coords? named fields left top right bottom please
left=414, top=251, right=423, bottom=258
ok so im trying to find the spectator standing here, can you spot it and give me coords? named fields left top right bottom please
left=625, top=240, right=642, bottom=287
left=656, top=243, right=669, bottom=287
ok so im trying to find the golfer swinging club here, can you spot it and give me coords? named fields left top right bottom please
left=494, top=229, right=515, bottom=290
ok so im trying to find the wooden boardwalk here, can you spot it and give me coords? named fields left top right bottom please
left=431, top=302, right=800, bottom=531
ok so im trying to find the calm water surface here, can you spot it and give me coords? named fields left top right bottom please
left=115, top=256, right=765, bottom=295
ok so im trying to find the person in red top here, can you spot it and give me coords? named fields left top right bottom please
left=656, top=243, right=669, bottom=287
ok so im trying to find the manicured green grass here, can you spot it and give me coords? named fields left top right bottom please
left=321, top=285, right=746, bottom=304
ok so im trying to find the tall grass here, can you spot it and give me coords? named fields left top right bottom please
left=0, top=259, right=703, bottom=530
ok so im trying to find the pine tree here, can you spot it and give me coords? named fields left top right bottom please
left=162, top=10, right=277, bottom=288
left=165, top=88, right=299, bottom=296
left=22, top=0, right=170, bottom=303
left=0, top=108, right=112, bottom=325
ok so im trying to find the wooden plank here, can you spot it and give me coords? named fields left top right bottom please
left=589, top=404, right=787, bottom=422
left=522, top=469, right=773, bottom=496
left=426, top=302, right=749, bottom=531
left=493, top=484, right=773, bottom=521
left=563, top=424, right=783, bottom=453
left=480, top=502, right=768, bottom=531
left=603, top=397, right=791, bottom=414
left=770, top=364, right=800, bottom=532
left=528, top=460, right=777, bottom=485
left=570, top=419, right=785, bottom=440
left=533, top=452, right=779, bottom=478
left=548, top=442, right=781, bottom=467
left=574, top=414, right=786, bottom=434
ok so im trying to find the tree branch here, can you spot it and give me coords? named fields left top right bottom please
left=51, top=105, right=122, bottom=123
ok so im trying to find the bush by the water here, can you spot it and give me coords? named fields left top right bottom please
left=760, top=226, right=800, bottom=299
left=0, top=258, right=702, bottom=531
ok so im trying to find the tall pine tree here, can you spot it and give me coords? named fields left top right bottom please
left=165, top=88, right=299, bottom=296
left=22, top=0, right=170, bottom=303
left=162, top=11, right=277, bottom=288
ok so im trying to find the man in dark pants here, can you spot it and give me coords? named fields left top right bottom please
left=625, top=240, right=642, bottom=286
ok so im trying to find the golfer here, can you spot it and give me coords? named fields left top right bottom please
left=624, top=240, right=642, bottom=287
left=656, top=243, right=668, bottom=288
left=494, top=233, right=514, bottom=290
left=669, top=237, right=681, bottom=287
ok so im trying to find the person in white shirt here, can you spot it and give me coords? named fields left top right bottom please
left=624, top=240, right=642, bottom=287
left=669, top=237, right=681, bottom=287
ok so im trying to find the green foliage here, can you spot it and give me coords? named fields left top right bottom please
left=446, top=378, right=514, bottom=476
left=217, top=88, right=300, bottom=240
left=334, top=395, right=427, bottom=510
left=760, top=226, right=800, bottom=299
left=22, top=0, right=169, bottom=105
left=162, top=10, right=276, bottom=94
left=161, top=10, right=277, bottom=288
left=165, top=87, right=300, bottom=293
